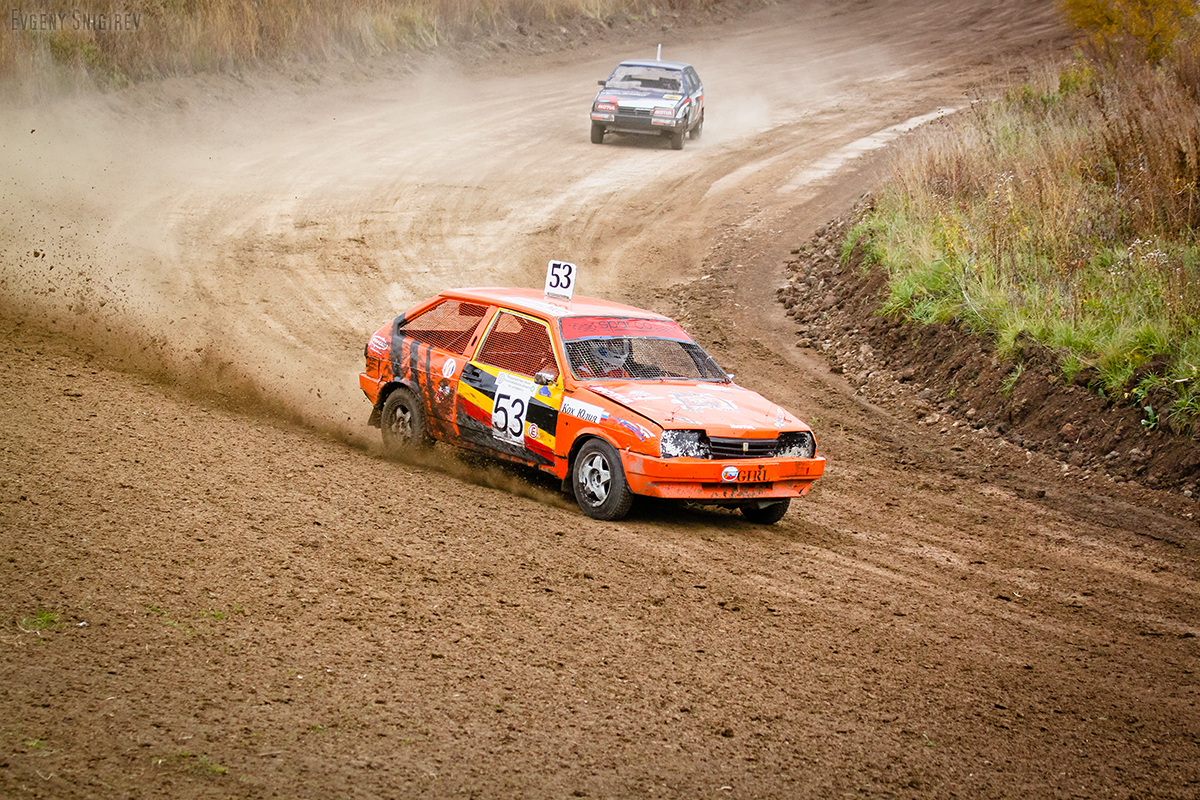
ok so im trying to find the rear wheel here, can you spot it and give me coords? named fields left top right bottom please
left=590, top=122, right=605, bottom=144
left=689, top=112, right=704, bottom=140
left=572, top=439, right=634, bottom=520
left=380, top=388, right=431, bottom=457
left=740, top=498, right=790, bottom=524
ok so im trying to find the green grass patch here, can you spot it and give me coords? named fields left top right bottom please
left=18, top=610, right=61, bottom=632
left=862, top=43, right=1200, bottom=434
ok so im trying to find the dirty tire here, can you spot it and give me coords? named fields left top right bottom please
left=740, top=498, right=790, bottom=524
left=670, top=128, right=685, bottom=150
left=573, top=438, right=634, bottom=520
left=689, top=112, right=704, bottom=140
left=380, top=387, right=431, bottom=457
left=591, top=122, right=605, bottom=144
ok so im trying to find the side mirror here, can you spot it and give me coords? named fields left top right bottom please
left=597, top=80, right=607, bottom=86
left=534, top=371, right=556, bottom=386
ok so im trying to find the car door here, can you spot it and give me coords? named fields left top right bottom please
left=388, top=297, right=490, bottom=440
left=685, top=66, right=704, bottom=125
left=453, top=309, right=564, bottom=468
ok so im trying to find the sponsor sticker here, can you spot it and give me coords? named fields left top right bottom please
left=561, top=397, right=609, bottom=424
left=368, top=334, right=389, bottom=355
left=723, top=464, right=768, bottom=483
left=667, top=390, right=738, bottom=414
left=492, top=372, right=535, bottom=445
left=442, top=358, right=457, bottom=379
left=589, top=385, right=636, bottom=406
left=560, top=316, right=689, bottom=342
left=614, top=418, right=654, bottom=441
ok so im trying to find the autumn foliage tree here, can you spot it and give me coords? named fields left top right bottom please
left=1059, top=0, right=1199, bottom=62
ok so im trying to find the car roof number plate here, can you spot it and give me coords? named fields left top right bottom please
left=544, top=259, right=577, bottom=301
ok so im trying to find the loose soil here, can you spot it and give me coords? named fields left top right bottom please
left=2, top=2, right=1198, bottom=799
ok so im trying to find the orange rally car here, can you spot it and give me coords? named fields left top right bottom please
left=359, top=287, right=825, bottom=523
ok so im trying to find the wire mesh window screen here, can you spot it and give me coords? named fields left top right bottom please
left=476, top=312, right=559, bottom=377
left=398, top=300, right=488, bottom=354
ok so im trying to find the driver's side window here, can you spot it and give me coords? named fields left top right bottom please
left=475, top=312, right=559, bottom=378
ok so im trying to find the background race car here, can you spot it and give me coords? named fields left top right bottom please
left=590, top=55, right=704, bottom=150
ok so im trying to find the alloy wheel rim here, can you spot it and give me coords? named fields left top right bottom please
left=580, top=453, right=611, bottom=505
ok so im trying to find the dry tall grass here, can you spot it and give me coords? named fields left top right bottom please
left=2, top=0, right=715, bottom=95
left=862, top=41, right=1200, bottom=433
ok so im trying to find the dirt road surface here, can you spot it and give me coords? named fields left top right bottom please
left=3, top=1, right=1198, bottom=798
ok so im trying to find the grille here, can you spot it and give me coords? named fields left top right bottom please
left=620, top=107, right=653, bottom=118
left=708, top=437, right=778, bottom=460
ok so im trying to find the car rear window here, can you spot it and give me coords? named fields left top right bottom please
left=396, top=299, right=488, bottom=354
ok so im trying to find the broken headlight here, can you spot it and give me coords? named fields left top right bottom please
left=776, top=431, right=816, bottom=459
left=659, top=429, right=711, bottom=459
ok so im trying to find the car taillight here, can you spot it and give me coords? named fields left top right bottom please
left=595, top=101, right=617, bottom=112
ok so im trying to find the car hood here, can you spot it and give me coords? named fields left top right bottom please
left=595, top=87, right=683, bottom=109
left=575, top=381, right=808, bottom=436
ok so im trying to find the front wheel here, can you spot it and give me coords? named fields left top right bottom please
left=590, top=122, right=605, bottom=144
left=740, top=498, right=790, bottom=524
left=670, top=128, right=685, bottom=150
left=572, top=439, right=634, bottom=520
left=380, top=388, right=431, bottom=457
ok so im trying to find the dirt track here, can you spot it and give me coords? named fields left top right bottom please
left=3, top=1, right=1199, bottom=798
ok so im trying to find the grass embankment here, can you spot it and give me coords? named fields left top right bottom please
left=2, top=0, right=712, bottom=94
left=857, top=42, right=1200, bottom=435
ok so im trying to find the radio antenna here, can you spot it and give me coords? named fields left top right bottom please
left=656, top=43, right=662, bottom=60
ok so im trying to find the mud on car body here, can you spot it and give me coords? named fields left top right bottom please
left=360, top=287, right=823, bottom=523
left=590, top=58, right=704, bottom=150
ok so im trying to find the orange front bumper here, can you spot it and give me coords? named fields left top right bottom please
left=620, top=451, right=826, bottom=502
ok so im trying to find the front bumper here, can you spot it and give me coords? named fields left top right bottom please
left=591, top=111, right=685, bottom=135
left=619, top=451, right=826, bottom=502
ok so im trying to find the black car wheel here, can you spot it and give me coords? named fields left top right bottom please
left=572, top=439, right=634, bottom=520
left=689, top=112, right=704, bottom=140
left=740, top=498, right=790, bottom=524
left=380, top=387, right=431, bottom=457
left=591, top=122, right=605, bottom=144
left=670, top=128, right=685, bottom=150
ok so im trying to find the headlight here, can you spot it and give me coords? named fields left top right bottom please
left=660, top=429, right=710, bottom=459
left=777, top=431, right=816, bottom=459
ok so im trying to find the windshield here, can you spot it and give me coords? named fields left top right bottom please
left=565, top=337, right=727, bottom=381
left=607, top=65, right=684, bottom=92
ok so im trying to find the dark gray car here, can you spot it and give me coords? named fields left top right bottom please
left=589, top=59, right=705, bottom=150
